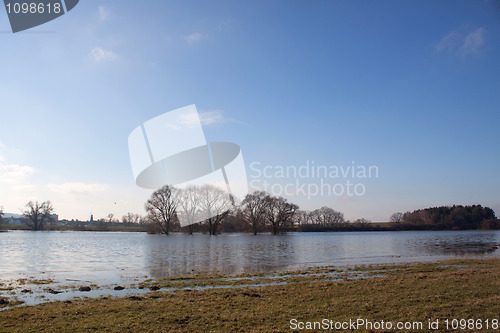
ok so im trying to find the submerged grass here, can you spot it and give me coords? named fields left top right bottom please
left=0, top=258, right=498, bottom=332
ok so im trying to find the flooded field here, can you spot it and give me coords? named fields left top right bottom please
left=0, top=230, right=498, bottom=306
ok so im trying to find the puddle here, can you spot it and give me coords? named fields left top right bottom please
left=0, top=268, right=385, bottom=310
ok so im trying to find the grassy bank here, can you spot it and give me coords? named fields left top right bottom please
left=296, top=222, right=500, bottom=232
left=3, top=221, right=499, bottom=233
left=0, top=224, right=146, bottom=232
left=0, top=258, right=499, bottom=332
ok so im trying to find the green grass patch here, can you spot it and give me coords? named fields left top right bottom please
left=0, top=224, right=146, bottom=232
left=28, top=278, right=56, bottom=285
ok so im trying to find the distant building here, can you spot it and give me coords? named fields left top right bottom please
left=50, top=214, right=59, bottom=224
left=2, top=213, right=24, bottom=225
left=2, top=213, right=58, bottom=225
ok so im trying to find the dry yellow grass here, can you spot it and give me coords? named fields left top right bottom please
left=0, top=258, right=498, bottom=332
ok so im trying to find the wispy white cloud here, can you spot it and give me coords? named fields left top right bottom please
left=435, top=26, right=487, bottom=57
left=0, top=144, right=116, bottom=218
left=98, top=6, right=109, bottom=22
left=216, top=19, right=234, bottom=33
left=461, top=27, right=486, bottom=56
left=0, top=160, right=36, bottom=186
left=177, top=110, right=229, bottom=129
left=0, top=143, right=36, bottom=194
left=184, top=32, right=203, bottom=44
left=90, top=47, right=117, bottom=62
left=11, top=184, right=38, bottom=192
left=435, top=31, right=459, bottom=53
left=199, top=111, right=225, bottom=125
left=176, top=112, right=200, bottom=129
left=200, top=110, right=249, bottom=126
left=47, top=183, right=110, bottom=195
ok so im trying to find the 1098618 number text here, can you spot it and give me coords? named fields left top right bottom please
left=5, top=2, right=61, bottom=14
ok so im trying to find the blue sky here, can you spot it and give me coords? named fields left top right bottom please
left=0, top=0, right=499, bottom=221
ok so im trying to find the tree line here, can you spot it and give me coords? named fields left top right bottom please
left=142, top=185, right=406, bottom=234
left=144, top=185, right=301, bottom=235
left=2, top=190, right=498, bottom=233
left=0, top=201, right=55, bottom=231
left=389, top=205, right=498, bottom=230
left=145, top=188, right=498, bottom=233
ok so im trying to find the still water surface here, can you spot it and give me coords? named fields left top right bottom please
left=0, top=230, right=499, bottom=286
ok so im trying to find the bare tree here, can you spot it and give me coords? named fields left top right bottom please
left=23, top=201, right=54, bottom=231
left=107, top=213, right=117, bottom=223
left=310, top=206, right=344, bottom=225
left=390, top=212, right=404, bottom=223
left=404, top=210, right=432, bottom=224
left=241, top=191, right=269, bottom=235
left=355, top=218, right=370, bottom=226
left=310, top=208, right=324, bottom=225
left=175, top=186, right=201, bottom=235
left=122, top=212, right=142, bottom=225
left=145, top=185, right=178, bottom=235
left=402, top=211, right=412, bottom=223
left=264, top=196, right=298, bottom=235
left=197, top=184, right=233, bottom=235
left=293, top=210, right=313, bottom=226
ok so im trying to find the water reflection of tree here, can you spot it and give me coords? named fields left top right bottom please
left=420, top=235, right=499, bottom=256
left=144, top=234, right=298, bottom=279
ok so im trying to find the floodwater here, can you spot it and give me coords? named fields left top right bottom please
left=1, top=230, right=498, bottom=286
